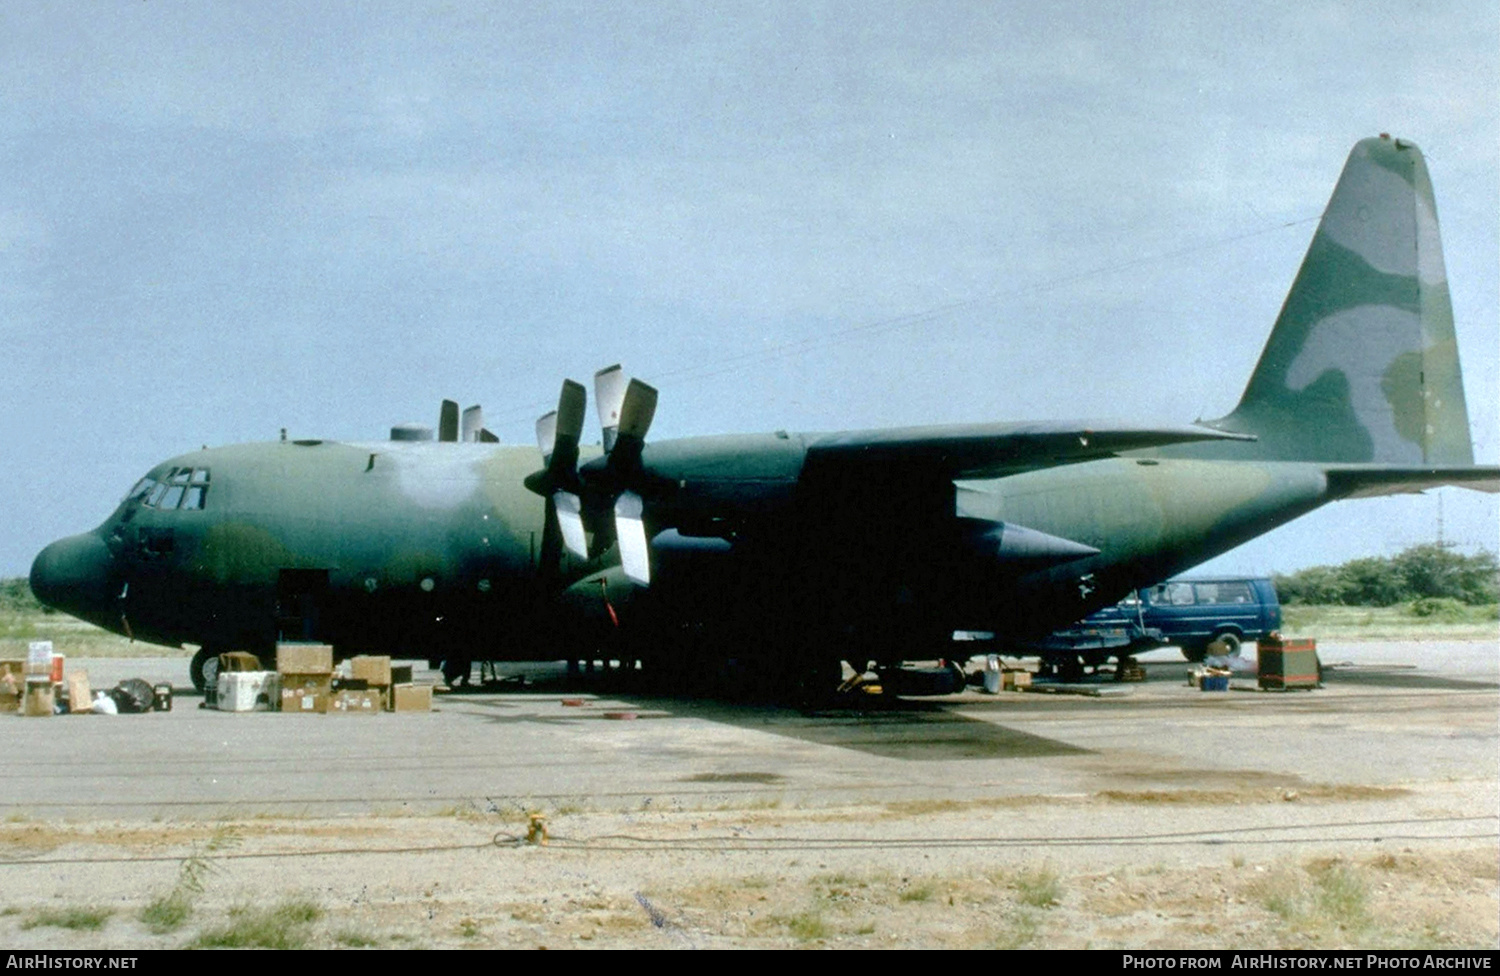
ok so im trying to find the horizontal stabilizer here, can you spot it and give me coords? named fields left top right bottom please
left=1325, top=465, right=1500, bottom=500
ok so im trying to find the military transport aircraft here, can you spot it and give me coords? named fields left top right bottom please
left=29, top=136, right=1500, bottom=697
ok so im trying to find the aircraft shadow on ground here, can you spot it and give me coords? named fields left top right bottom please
left=452, top=680, right=1089, bottom=761
left=1319, top=668, right=1499, bottom=692
left=683, top=700, right=1092, bottom=761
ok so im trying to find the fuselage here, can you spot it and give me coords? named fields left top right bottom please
left=30, top=438, right=604, bottom=657
left=30, top=430, right=1336, bottom=665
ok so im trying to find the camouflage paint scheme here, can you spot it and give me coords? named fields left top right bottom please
left=30, top=137, right=1499, bottom=693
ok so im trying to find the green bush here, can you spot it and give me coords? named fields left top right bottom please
left=1407, top=597, right=1469, bottom=619
left=0, top=578, right=42, bottom=613
left=1275, top=545, right=1498, bottom=607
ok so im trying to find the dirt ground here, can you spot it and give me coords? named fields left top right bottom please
left=1, top=791, right=1494, bottom=949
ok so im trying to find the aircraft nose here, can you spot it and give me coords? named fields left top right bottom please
left=30, top=532, right=116, bottom=618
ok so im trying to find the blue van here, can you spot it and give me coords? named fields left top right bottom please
left=1036, top=576, right=1281, bottom=669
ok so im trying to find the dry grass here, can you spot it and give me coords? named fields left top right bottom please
left=20, top=906, right=113, bottom=931
left=1281, top=604, right=1498, bottom=641
left=189, top=898, right=322, bottom=949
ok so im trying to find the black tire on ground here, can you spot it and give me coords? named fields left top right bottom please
left=189, top=646, right=220, bottom=694
left=441, top=658, right=472, bottom=688
left=1180, top=644, right=1207, bottom=663
left=1212, top=632, right=1243, bottom=656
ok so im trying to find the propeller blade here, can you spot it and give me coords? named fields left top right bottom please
left=535, top=410, right=558, bottom=463
left=594, top=364, right=626, bottom=453
left=611, top=379, right=658, bottom=469
left=528, top=379, right=596, bottom=576
left=614, top=490, right=650, bottom=585
left=538, top=495, right=563, bottom=580
left=438, top=400, right=460, bottom=442
left=460, top=405, right=484, bottom=442
left=555, top=491, right=588, bottom=559
left=553, top=379, right=586, bottom=468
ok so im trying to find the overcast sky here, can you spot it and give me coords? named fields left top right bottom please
left=3, top=1, right=1496, bottom=578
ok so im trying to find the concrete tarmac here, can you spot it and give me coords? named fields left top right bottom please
left=3, top=640, right=1495, bottom=824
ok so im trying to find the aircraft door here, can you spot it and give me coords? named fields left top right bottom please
left=276, top=569, right=329, bottom=641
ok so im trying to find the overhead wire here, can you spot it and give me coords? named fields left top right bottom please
left=491, top=211, right=1322, bottom=425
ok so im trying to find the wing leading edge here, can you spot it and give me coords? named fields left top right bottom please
left=804, top=421, right=1256, bottom=480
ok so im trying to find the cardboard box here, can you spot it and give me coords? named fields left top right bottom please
left=1002, top=670, right=1032, bottom=691
left=0, top=681, right=19, bottom=714
left=279, top=673, right=332, bottom=713
left=349, top=655, right=392, bottom=687
left=390, top=684, right=432, bottom=712
left=276, top=643, right=333, bottom=674
left=217, top=672, right=280, bottom=712
left=66, top=671, right=92, bottom=713
left=23, top=678, right=55, bottom=717
left=0, top=665, right=20, bottom=712
left=328, top=688, right=382, bottom=714
left=218, top=651, right=264, bottom=672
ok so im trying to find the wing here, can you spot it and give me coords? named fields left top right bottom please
left=803, top=421, right=1256, bottom=479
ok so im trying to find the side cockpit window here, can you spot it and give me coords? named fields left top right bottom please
left=133, top=467, right=211, bottom=511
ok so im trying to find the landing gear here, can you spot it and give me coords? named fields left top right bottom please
left=787, top=655, right=846, bottom=707
left=441, top=657, right=472, bottom=688
left=190, top=645, right=273, bottom=694
left=1039, top=655, right=1086, bottom=682
left=189, top=646, right=220, bottom=694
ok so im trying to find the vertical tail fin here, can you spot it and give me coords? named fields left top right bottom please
left=1204, top=135, right=1473, bottom=465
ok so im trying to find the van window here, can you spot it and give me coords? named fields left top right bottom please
left=1195, top=581, right=1254, bottom=604
left=1159, top=582, right=1195, bottom=605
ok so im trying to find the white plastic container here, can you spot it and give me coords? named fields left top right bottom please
left=216, top=671, right=281, bottom=712
left=982, top=654, right=1002, bottom=694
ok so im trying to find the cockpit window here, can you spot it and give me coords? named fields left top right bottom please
left=137, top=467, right=211, bottom=511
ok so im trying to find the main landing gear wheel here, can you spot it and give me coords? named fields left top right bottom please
left=189, top=647, right=220, bottom=694
left=441, top=657, right=473, bottom=688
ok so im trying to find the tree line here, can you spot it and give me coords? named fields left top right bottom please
left=1272, top=544, right=1499, bottom=607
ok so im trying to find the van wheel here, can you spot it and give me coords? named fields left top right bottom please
left=1210, top=633, right=1243, bottom=657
